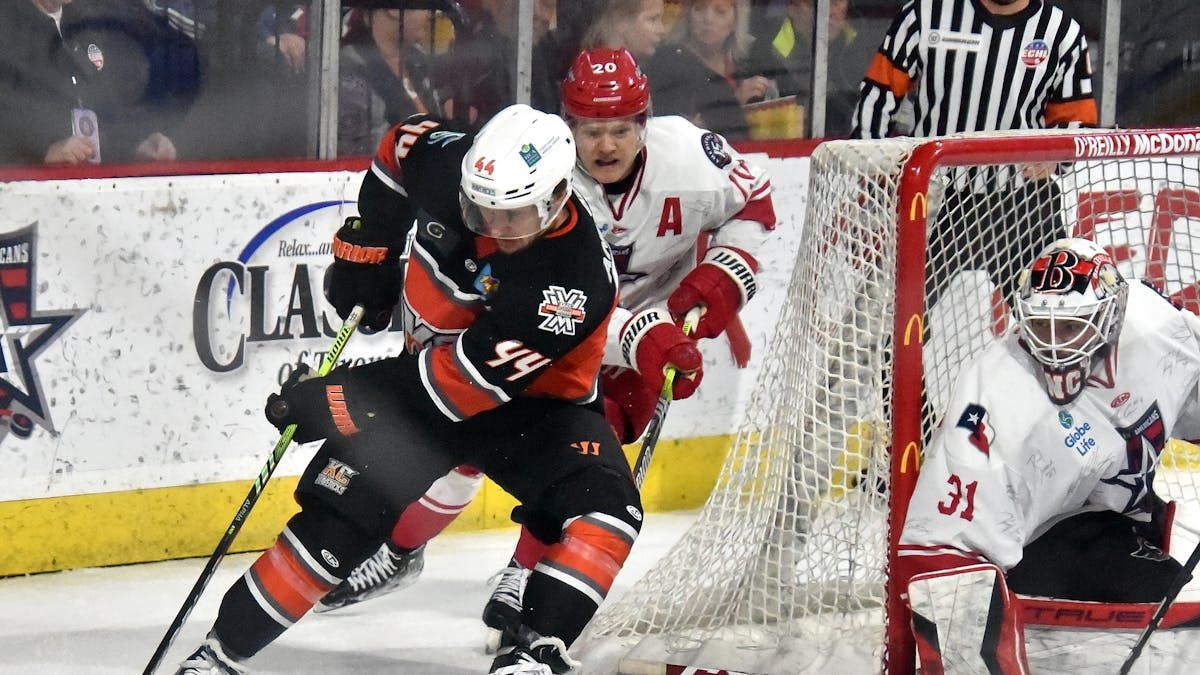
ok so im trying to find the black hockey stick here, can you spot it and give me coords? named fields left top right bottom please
left=143, top=306, right=364, bottom=675
left=1118, top=536, right=1200, bottom=675
left=632, top=307, right=702, bottom=488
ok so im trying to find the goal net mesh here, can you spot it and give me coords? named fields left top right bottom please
left=577, top=129, right=1200, bottom=675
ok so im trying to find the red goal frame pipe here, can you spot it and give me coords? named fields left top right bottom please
left=888, top=127, right=1200, bottom=675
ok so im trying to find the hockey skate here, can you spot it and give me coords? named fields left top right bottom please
left=488, top=634, right=579, bottom=674
left=483, top=557, right=531, bottom=653
left=313, top=542, right=425, bottom=613
left=175, top=638, right=246, bottom=675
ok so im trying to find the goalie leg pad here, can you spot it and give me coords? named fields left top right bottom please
left=907, top=564, right=1029, bottom=675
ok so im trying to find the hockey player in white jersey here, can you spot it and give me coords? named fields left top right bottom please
left=315, top=46, right=777, bottom=652
left=897, top=238, right=1199, bottom=674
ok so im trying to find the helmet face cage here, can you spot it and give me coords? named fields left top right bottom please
left=459, top=105, right=576, bottom=240
left=1015, top=239, right=1128, bottom=401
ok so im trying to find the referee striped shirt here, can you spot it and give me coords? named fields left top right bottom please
left=850, top=0, right=1098, bottom=141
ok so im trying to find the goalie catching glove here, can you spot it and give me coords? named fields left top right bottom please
left=619, top=308, right=703, bottom=399
left=326, top=216, right=404, bottom=332
left=667, top=246, right=757, bottom=340
left=265, top=361, right=398, bottom=443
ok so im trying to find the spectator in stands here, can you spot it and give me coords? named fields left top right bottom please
left=438, top=0, right=560, bottom=126
left=0, top=0, right=192, bottom=165
left=850, top=0, right=1098, bottom=314
left=749, top=0, right=873, bottom=136
left=338, top=8, right=442, bottom=156
left=580, top=0, right=668, bottom=61
left=257, top=2, right=307, bottom=74
left=647, top=0, right=784, bottom=140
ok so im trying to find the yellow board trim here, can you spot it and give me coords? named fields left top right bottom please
left=0, top=435, right=729, bottom=577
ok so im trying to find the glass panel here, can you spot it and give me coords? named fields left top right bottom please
left=1114, top=0, right=1200, bottom=128
left=9, top=0, right=1199, bottom=170
left=750, top=0, right=897, bottom=138
left=338, top=3, right=460, bottom=156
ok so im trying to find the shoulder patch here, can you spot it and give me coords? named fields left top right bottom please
left=537, top=286, right=588, bottom=335
left=700, top=132, right=731, bottom=168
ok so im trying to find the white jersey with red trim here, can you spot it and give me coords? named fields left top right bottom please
left=899, top=281, right=1200, bottom=574
left=571, top=115, right=776, bottom=367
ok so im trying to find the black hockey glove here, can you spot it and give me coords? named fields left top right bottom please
left=265, top=360, right=407, bottom=442
left=326, top=216, right=402, bottom=333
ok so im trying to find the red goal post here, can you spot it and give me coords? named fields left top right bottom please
left=577, top=128, right=1200, bottom=675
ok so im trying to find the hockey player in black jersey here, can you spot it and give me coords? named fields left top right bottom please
left=176, top=105, right=641, bottom=675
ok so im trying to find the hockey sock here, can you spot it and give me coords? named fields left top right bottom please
left=212, top=527, right=339, bottom=657
left=525, top=512, right=638, bottom=644
left=389, top=465, right=483, bottom=549
left=512, top=525, right=548, bottom=570
left=213, top=510, right=375, bottom=658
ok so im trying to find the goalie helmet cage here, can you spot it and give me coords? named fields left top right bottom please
left=577, top=128, right=1200, bottom=675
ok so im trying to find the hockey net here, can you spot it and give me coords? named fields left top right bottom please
left=577, top=128, right=1200, bottom=675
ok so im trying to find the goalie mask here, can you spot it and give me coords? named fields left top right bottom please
left=1015, top=238, right=1128, bottom=405
left=459, top=104, right=575, bottom=241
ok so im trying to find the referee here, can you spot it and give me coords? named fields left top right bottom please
left=849, top=0, right=1098, bottom=314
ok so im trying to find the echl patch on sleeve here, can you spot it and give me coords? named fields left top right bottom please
left=700, top=132, right=731, bottom=168
left=537, top=285, right=588, bottom=335
left=956, top=403, right=994, bottom=455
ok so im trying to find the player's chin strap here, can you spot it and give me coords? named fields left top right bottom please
left=142, top=306, right=365, bottom=675
left=631, top=306, right=702, bottom=488
left=1119, top=536, right=1200, bottom=674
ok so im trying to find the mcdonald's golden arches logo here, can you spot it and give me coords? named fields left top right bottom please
left=909, top=192, right=928, bottom=221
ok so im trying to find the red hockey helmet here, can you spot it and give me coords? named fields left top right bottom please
left=561, top=47, right=651, bottom=121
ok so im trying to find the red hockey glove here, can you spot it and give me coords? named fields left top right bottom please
left=619, top=308, right=703, bottom=400
left=602, top=367, right=663, bottom=444
left=667, top=246, right=758, bottom=340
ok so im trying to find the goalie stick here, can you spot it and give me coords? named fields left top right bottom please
left=142, top=305, right=365, bottom=675
left=632, top=307, right=702, bottom=488
left=1118, top=536, right=1200, bottom=675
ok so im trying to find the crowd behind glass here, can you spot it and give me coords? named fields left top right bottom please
left=1, top=0, right=1197, bottom=167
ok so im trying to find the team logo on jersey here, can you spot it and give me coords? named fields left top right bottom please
left=0, top=226, right=82, bottom=445
left=700, top=132, right=731, bottom=168
left=519, top=143, right=542, bottom=167
left=956, top=403, right=994, bottom=455
left=87, top=43, right=104, bottom=70
left=1103, top=402, right=1166, bottom=512
left=1021, top=40, right=1050, bottom=67
left=537, top=286, right=588, bottom=335
left=315, top=458, right=359, bottom=495
left=473, top=263, right=499, bottom=297
left=609, top=244, right=646, bottom=284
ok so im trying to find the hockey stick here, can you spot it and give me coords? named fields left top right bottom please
left=632, top=307, right=702, bottom=489
left=143, top=305, right=365, bottom=675
left=1118, top=537, right=1200, bottom=675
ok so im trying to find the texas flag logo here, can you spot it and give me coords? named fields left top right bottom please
left=956, top=403, right=994, bottom=455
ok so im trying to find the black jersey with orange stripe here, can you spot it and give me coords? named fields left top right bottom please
left=357, top=114, right=619, bottom=422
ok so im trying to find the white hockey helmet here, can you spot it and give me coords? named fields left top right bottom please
left=1014, top=238, right=1128, bottom=405
left=459, top=104, right=575, bottom=240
